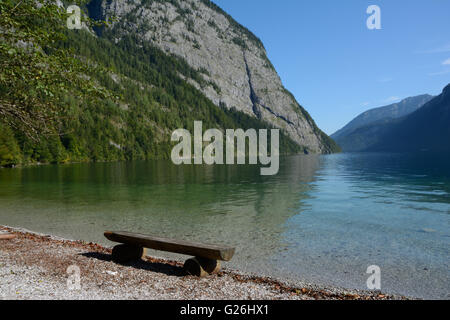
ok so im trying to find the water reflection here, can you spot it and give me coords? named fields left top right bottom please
left=277, top=152, right=450, bottom=299
left=1, top=153, right=449, bottom=298
left=0, top=155, right=320, bottom=266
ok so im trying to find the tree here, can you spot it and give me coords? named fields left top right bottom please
left=0, top=0, right=109, bottom=141
left=0, top=123, right=22, bottom=166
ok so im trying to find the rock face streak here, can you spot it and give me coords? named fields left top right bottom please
left=98, top=0, right=334, bottom=153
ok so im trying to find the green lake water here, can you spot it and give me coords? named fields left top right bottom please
left=0, top=153, right=448, bottom=299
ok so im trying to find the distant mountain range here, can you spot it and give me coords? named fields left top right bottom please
left=331, top=94, right=434, bottom=152
left=367, top=84, right=450, bottom=153
left=332, top=84, right=450, bottom=153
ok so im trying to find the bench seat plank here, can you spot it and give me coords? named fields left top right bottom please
left=104, top=231, right=235, bottom=261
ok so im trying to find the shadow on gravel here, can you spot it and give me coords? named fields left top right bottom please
left=80, top=252, right=187, bottom=277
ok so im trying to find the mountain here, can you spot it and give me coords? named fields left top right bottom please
left=0, top=0, right=339, bottom=167
left=92, top=0, right=338, bottom=154
left=366, top=84, right=450, bottom=153
left=331, top=94, right=433, bottom=152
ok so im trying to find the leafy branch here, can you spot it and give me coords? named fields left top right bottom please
left=0, top=0, right=111, bottom=141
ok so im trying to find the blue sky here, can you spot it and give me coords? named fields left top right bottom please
left=213, top=0, right=450, bottom=135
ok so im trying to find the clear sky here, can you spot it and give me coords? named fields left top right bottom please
left=212, top=0, right=450, bottom=135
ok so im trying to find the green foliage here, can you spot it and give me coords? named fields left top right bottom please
left=0, top=123, right=22, bottom=166
left=199, top=0, right=265, bottom=50
left=0, top=0, right=110, bottom=142
left=232, top=37, right=248, bottom=50
left=0, top=0, right=319, bottom=167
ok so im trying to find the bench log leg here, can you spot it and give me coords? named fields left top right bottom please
left=111, top=244, right=143, bottom=264
left=0, top=233, right=16, bottom=240
left=183, top=257, right=221, bottom=277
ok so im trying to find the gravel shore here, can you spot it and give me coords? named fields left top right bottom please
left=0, top=226, right=408, bottom=300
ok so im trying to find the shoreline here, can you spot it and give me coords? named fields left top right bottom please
left=0, top=225, right=409, bottom=300
left=0, top=152, right=313, bottom=170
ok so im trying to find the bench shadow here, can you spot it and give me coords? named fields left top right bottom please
left=80, top=252, right=187, bottom=277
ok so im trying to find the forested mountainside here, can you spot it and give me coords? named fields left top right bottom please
left=331, top=94, right=433, bottom=152
left=365, top=84, right=450, bottom=153
left=90, top=0, right=339, bottom=153
left=0, top=0, right=339, bottom=167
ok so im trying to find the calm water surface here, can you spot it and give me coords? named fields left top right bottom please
left=0, top=153, right=449, bottom=299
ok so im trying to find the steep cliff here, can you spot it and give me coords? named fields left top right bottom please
left=93, top=0, right=338, bottom=153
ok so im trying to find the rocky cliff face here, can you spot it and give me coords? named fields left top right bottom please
left=92, top=0, right=337, bottom=153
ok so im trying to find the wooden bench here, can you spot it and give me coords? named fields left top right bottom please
left=0, top=232, right=16, bottom=240
left=104, top=231, right=235, bottom=277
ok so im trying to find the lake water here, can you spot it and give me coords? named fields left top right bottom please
left=0, top=153, right=448, bottom=299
